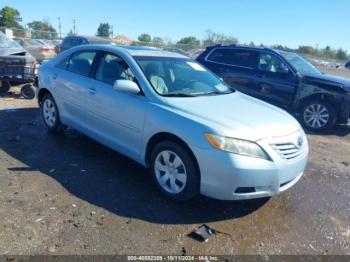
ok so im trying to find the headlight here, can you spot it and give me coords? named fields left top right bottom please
left=205, top=133, right=270, bottom=160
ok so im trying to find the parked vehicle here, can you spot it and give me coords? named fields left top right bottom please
left=57, top=35, right=113, bottom=54
left=162, top=47, right=188, bottom=56
left=197, top=45, right=350, bottom=132
left=0, top=32, right=37, bottom=99
left=186, top=48, right=205, bottom=59
left=36, top=39, right=56, bottom=48
left=14, top=38, right=56, bottom=62
left=345, top=61, right=350, bottom=69
left=37, top=45, right=308, bottom=201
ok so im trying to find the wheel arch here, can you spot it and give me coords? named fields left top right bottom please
left=37, top=88, right=52, bottom=106
left=145, top=132, right=201, bottom=177
left=298, top=93, right=340, bottom=114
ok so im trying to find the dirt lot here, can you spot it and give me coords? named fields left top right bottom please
left=0, top=68, right=350, bottom=255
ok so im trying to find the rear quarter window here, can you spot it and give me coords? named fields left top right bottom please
left=207, top=48, right=257, bottom=68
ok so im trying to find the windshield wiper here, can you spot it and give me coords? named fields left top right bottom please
left=199, top=90, right=235, bottom=96
left=162, top=93, right=197, bottom=97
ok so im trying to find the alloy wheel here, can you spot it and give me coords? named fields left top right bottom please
left=303, top=103, right=330, bottom=129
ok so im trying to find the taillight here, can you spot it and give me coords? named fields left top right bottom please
left=39, top=47, right=52, bottom=52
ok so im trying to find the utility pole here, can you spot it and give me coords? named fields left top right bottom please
left=57, top=17, right=62, bottom=39
left=73, top=19, right=76, bottom=35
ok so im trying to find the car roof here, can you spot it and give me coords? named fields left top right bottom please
left=65, top=35, right=110, bottom=42
left=206, top=44, right=275, bottom=53
left=81, top=44, right=189, bottom=58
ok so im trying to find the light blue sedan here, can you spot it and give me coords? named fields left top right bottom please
left=37, top=45, right=308, bottom=201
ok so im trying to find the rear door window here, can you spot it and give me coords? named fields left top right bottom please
left=207, top=48, right=257, bottom=68
left=67, top=51, right=96, bottom=77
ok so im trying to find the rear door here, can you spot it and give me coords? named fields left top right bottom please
left=202, top=48, right=260, bottom=97
left=255, top=51, right=297, bottom=107
left=52, top=50, right=97, bottom=128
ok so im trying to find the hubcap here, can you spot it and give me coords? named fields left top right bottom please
left=304, top=104, right=330, bottom=129
left=43, top=99, right=57, bottom=127
left=154, top=150, right=187, bottom=194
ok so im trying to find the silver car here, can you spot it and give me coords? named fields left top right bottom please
left=37, top=45, right=309, bottom=201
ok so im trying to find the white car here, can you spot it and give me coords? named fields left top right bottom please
left=37, top=45, right=309, bottom=201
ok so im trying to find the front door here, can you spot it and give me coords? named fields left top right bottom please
left=86, top=52, right=147, bottom=161
left=255, top=52, right=297, bottom=108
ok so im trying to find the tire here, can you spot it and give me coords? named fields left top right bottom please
left=20, top=84, right=36, bottom=99
left=41, top=93, right=64, bottom=133
left=299, top=99, right=337, bottom=132
left=0, top=81, right=11, bottom=94
left=150, top=141, right=200, bottom=202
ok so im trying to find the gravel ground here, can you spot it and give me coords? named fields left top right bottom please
left=0, top=68, right=349, bottom=255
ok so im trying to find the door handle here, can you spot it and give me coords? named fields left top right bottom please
left=52, top=74, right=58, bottom=80
left=88, top=87, right=97, bottom=95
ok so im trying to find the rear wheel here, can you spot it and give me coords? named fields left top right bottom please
left=150, top=141, right=200, bottom=202
left=300, top=99, right=337, bottom=132
left=41, top=93, right=64, bottom=133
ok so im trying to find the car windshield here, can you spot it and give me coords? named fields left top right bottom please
left=135, top=56, right=234, bottom=97
left=0, top=33, right=22, bottom=49
left=279, top=51, right=321, bottom=75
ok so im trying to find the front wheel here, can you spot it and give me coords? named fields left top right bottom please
left=41, top=93, right=64, bottom=133
left=150, top=141, right=200, bottom=202
left=299, top=99, right=337, bottom=132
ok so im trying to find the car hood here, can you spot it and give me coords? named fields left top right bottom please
left=0, top=47, right=27, bottom=56
left=303, top=73, right=350, bottom=93
left=164, top=92, right=301, bottom=141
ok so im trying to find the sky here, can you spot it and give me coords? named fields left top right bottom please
left=2, top=0, right=350, bottom=51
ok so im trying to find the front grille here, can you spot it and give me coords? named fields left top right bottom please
left=271, top=143, right=302, bottom=160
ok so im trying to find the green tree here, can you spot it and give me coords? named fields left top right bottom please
left=27, top=20, right=57, bottom=39
left=138, top=33, right=151, bottom=42
left=152, top=36, right=164, bottom=44
left=177, top=36, right=200, bottom=46
left=96, top=23, right=111, bottom=38
left=0, top=6, right=25, bottom=36
left=335, top=48, right=348, bottom=61
left=297, top=45, right=315, bottom=55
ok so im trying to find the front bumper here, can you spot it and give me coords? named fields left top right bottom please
left=191, top=131, right=309, bottom=200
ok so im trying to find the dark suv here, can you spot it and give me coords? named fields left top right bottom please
left=197, top=45, right=350, bottom=131
left=57, top=35, right=113, bottom=54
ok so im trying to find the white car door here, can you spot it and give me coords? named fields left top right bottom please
left=85, top=52, right=147, bottom=161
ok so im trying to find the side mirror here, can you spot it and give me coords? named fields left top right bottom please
left=113, top=80, right=140, bottom=95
